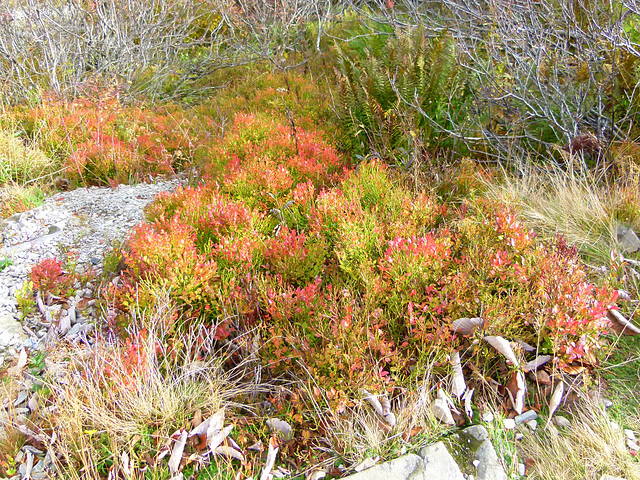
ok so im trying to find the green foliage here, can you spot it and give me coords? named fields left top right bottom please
left=336, top=27, right=472, bottom=164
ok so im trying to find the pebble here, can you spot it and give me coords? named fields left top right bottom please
left=518, top=463, right=526, bottom=476
left=503, top=418, right=516, bottom=430
left=515, top=410, right=538, bottom=424
left=526, top=420, right=537, bottom=431
left=0, top=180, right=181, bottom=356
left=515, top=433, right=524, bottom=440
left=602, top=398, right=614, bottom=408
left=627, top=439, right=640, bottom=451
left=481, top=411, right=494, bottom=423
left=472, top=459, right=480, bottom=467
left=624, top=429, right=637, bottom=441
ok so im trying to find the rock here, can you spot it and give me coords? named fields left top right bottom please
left=525, top=420, right=537, bottom=431
left=624, top=429, right=637, bottom=441
left=602, top=398, right=614, bottom=409
left=617, top=225, right=640, bottom=253
left=600, top=476, right=627, bottom=480
left=610, top=421, right=620, bottom=430
left=463, top=425, right=489, bottom=442
left=481, top=411, right=494, bottom=423
left=515, top=433, right=524, bottom=440
left=0, top=313, right=26, bottom=347
left=502, top=419, right=516, bottom=430
left=514, top=410, right=538, bottom=424
left=626, top=438, right=639, bottom=451
left=420, top=442, right=466, bottom=480
left=518, top=463, right=526, bottom=476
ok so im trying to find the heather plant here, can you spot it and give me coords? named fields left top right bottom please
left=30, top=257, right=74, bottom=298
left=119, top=152, right=620, bottom=399
left=13, top=91, right=204, bottom=186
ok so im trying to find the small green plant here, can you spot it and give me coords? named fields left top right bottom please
left=15, top=280, right=35, bottom=319
left=0, top=257, right=11, bottom=273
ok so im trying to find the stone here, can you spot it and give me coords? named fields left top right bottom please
left=526, top=420, right=538, bottom=431
left=626, top=438, right=639, bottom=451
left=617, top=225, right=640, bottom=253
left=341, top=453, right=450, bottom=480
left=502, top=418, right=516, bottom=430
left=600, top=476, right=627, bottom=480
left=514, top=410, right=538, bottom=424
left=419, top=442, right=466, bottom=480
left=515, top=433, right=524, bottom=440
left=624, top=429, right=637, bottom=441
left=481, top=411, right=494, bottom=423
left=474, top=438, right=508, bottom=480
left=0, top=313, right=25, bottom=347
left=463, top=425, right=489, bottom=442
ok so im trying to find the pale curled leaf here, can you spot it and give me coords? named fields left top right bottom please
left=259, top=441, right=279, bottom=480
left=266, top=418, right=294, bottom=441
left=450, top=351, right=466, bottom=399
left=207, top=424, right=234, bottom=452
left=214, top=445, right=244, bottom=462
left=168, top=429, right=188, bottom=474
left=484, top=336, right=520, bottom=366
left=463, top=388, right=474, bottom=419
left=451, top=317, right=484, bottom=335
left=431, top=397, right=455, bottom=425
left=523, top=355, right=552, bottom=372
left=362, top=390, right=395, bottom=426
left=607, top=309, right=640, bottom=336
left=545, top=381, right=564, bottom=430
left=189, top=417, right=210, bottom=437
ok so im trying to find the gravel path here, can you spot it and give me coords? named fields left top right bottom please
left=0, top=180, right=181, bottom=355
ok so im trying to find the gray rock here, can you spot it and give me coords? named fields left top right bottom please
left=618, top=225, right=640, bottom=253
left=0, top=313, right=25, bottom=347
left=463, top=425, right=489, bottom=442
left=419, top=442, right=466, bottom=480
left=600, top=476, right=627, bottom=480
left=514, top=410, right=538, bottom=424
left=462, top=426, right=508, bottom=480
left=341, top=454, right=425, bottom=480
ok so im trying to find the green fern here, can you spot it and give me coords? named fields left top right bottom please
left=336, top=27, right=472, bottom=165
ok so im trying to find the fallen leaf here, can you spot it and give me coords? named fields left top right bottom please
left=168, top=429, right=188, bottom=474
left=306, top=469, right=326, bottom=480
left=362, top=390, right=396, bottom=426
left=506, top=371, right=526, bottom=414
left=431, top=397, right=455, bottom=425
left=450, top=351, right=466, bottom=399
left=484, top=336, right=520, bottom=366
left=523, top=355, right=552, bottom=372
left=451, top=317, right=484, bottom=335
left=545, top=381, right=564, bottom=429
left=207, top=424, right=234, bottom=452
left=259, top=439, right=279, bottom=480
left=463, top=388, right=474, bottom=419
left=607, top=310, right=640, bottom=336
left=8, top=348, right=28, bottom=376
left=214, top=445, right=244, bottom=462
left=266, top=418, right=294, bottom=441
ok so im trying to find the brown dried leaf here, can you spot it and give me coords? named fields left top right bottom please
left=506, top=371, right=526, bottom=414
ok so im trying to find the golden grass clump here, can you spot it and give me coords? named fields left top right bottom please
left=0, top=129, right=56, bottom=185
left=519, top=394, right=640, bottom=480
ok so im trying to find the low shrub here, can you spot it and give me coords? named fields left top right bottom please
left=116, top=116, right=618, bottom=398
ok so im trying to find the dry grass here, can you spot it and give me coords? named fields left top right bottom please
left=485, top=157, right=627, bottom=264
left=518, top=395, right=640, bottom=480
left=42, top=296, right=258, bottom=480
left=0, top=129, right=57, bottom=186
left=302, top=359, right=451, bottom=470
left=0, top=374, right=27, bottom=476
